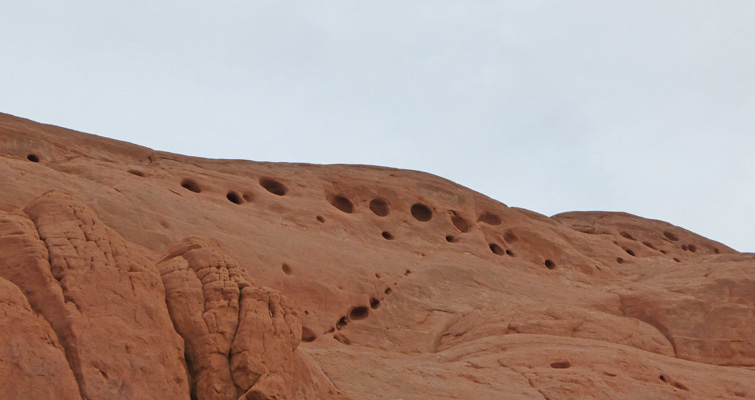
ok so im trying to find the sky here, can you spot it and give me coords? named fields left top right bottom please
left=1, top=2, right=753, bottom=251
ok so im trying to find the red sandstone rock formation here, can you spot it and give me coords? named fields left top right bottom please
left=0, top=112, right=753, bottom=399
left=158, top=237, right=302, bottom=399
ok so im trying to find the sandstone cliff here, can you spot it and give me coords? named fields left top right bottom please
left=0, top=112, right=753, bottom=399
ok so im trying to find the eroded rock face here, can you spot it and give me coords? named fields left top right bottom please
left=0, top=112, right=754, bottom=399
left=0, top=276, right=81, bottom=400
left=619, top=256, right=755, bottom=366
left=0, top=191, right=189, bottom=400
left=157, top=237, right=301, bottom=400
left=437, top=305, right=675, bottom=357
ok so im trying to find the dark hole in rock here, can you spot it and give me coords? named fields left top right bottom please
left=616, top=257, right=624, bottom=264
left=333, top=332, right=352, bottom=345
left=625, top=249, right=635, bottom=256
left=405, top=269, right=411, bottom=275
left=659, top=375, right=667, bottom=383
left=681, top=244, right=688, bottom=251
left=663, top=231, right=679, bottom=241
left=281, top=263, right=292, bottom=275
left=329, top=195, right=354, bottom=213
left=369, top=198, right=389, bottom=216
left=375, top=273, right=381, bottom=278
left=128, top=169, right=145, bottom=177
left=544, top=259, right=556, bottom=269
left=445, top=235, right=456, bottom=243
left=489, top=243, right=504, bottom=255
left=226, top=191, right=242, bottom=204
left=411, top=203, right=432, bottom=221
left=349, top=306, right=369, bottom=321
left=620, top=231, right=636, bottom=240
left=301, top=327, right=317, bottom=342
left=369, top=297, right=380, bottom=309
left=673, top=258, right=681, bottom=262
left=450, top=212, right=470, bottom=232
left=478, top=211, right=501, bottom=225
left=259, top=177, right=287, bottom=196
left=660, top=249, right=667, bottom=254
left=316, top=215, right=325, bottom=223
left=714, top=247, right=720, bottom=254
left=336, top=317, right=348, bottom=330
left=381, top=231, right=394, bottom=240
left=687, top=244, right=697, bottom=252
left=181, top=179, right=202, bottom=193
left=27, top=154, right=39, bottom=162
left=505, top=250, right=514, bottom=257
left=550, top=361, right=571, bottom=369
left=384, top=287, right=392, bottom=295
left=673, top=381, right=689, bottom=391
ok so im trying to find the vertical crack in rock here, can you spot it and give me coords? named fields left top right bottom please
left=157, top=237, right=301, bottom=400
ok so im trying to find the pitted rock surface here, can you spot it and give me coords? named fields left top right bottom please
left=0, top=112, right=753, bottom=399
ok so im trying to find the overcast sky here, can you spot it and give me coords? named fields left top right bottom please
left=1, top=2, right=753, bottom=251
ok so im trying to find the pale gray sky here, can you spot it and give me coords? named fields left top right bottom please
left=1, top=2, right=753, bottom=251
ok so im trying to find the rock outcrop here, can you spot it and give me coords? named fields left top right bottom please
left=0, top=276, right=81, bottom=400
left=0, top=112, right=753, bottom=399
left=157, top=237, right=302, bottom=400
left=0, top=191, right=189, bottom=399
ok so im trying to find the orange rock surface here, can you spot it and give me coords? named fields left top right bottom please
left=0, top=112, right=753, bottom=399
